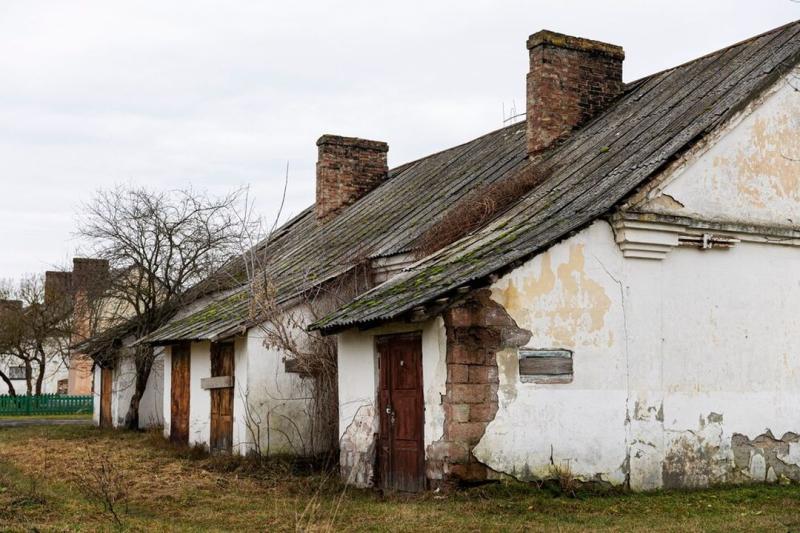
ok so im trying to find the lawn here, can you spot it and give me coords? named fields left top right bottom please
left=1, top=425, right=799, bottom=532
left=0, top=413, right=92, bottom=421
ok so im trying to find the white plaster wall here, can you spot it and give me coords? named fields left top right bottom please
left=162, top=346, right=172, bottom=438
left=139, top=349, right=164, bottom=428
left=631, top=70, right=800, bottom=227
left=92, top=364, right=101, bottom=425
left=0, top=357, right=69, bottom=396
left=91, top=348, right=164, bottom=429
left=113, top=354, right=137, bottom=427
left=188, top=341, right=212, bottom=447
left=475, top=221, right=629, bottom=484
left=337, top=318, right=447, bottom=486
left=472, top=218, right=800, bottom=490
left=243, top=320, right=319, bottom=456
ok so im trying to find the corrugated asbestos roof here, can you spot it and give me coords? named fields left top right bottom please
left=310, top=20, right=800, bottom=333
left=143, top=119, right=532, bottom=342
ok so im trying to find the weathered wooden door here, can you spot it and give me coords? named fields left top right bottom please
left=170, top=344, right=191, bottom=444
left=99, top=366, right=112, bottom=428
left=210, top=342, right=235, bottom=453
left=377, top=334, right=425, bottom=492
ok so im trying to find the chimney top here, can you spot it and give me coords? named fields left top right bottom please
left=315, top=134, right=389, bottom=221
left=526, top=30, right=624, bottom=155
left=317, top=135, right=388, bottom=152
left=527, top=30, right=624, bottom=60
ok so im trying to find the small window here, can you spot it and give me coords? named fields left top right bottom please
left=57, top=379, right=68, bottom=395
left=518, top=349, right=573, bottom=384
left=8, top=366, right=25, bottom=380
left=284, top=358, right=311, bottom=377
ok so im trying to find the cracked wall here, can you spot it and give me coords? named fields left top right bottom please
left=474, top=212, right=800, bottom=490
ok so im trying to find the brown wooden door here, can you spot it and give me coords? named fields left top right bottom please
left=170, top=344, right=191, bottom=444
left=99, top=366, right=112, bottom=428
left=377, top=334, right=425, bottom=492
left=210, top=342, right=235, bottom=453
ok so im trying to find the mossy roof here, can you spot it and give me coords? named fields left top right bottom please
left=310, top=19, right=800, bottom=333
left=143, top=117, right=531, bottom=342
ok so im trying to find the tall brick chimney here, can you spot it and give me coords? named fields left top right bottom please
left=526, top=30, right=624, bottom=155
left=44, top=270, right=73, bottom=307
left=68, top=257, right=110, bottom=395
left=72, top=258, right=110, bottom=303
left=315, top=135, right=389, bottom=221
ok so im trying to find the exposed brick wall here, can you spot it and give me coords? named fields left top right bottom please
left=315, top=135, right=389, bottom=221
left=526, top=30, right=624, bottom=155
left=68, top=257, right=109, bottom=395
left=427, top=290, right=531, bottom=485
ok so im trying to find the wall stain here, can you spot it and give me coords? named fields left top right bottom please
left=713, top=110, right=800, bottom=209
left=494, top=245, right=612, bottom=348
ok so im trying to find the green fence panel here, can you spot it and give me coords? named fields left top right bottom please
left=0, top=394, right=93, bottom=416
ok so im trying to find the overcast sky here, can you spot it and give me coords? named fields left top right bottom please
left=0, top=1, right=797, bottom=279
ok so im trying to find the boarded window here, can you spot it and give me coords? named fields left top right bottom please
left=518, top=349, right=573, bottom=384
left=284, top=358, right=311, bottom=377
left=8, top=366, right=25, bottom=380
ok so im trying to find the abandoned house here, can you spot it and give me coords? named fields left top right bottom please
left=309, top=22, right=800, bottom=491
left=88, top=20, right=800, bottom=491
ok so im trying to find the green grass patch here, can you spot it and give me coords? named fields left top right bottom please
left=1, top=425, right=800, bottom=531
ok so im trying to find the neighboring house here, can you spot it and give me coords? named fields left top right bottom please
left=0, top=269, right=76, bottom=396
left=310, top=22, right=800, bottom=491
left=106, top=20, right=799, bottom=493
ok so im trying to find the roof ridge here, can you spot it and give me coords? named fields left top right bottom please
left=626, top=18, right=800, bottom=86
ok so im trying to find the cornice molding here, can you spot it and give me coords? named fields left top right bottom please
left=611, top=211, right=800, bottom=260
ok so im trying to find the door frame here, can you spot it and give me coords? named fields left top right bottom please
left=209, top=341, right=235, bottom=453
left=170, top=343, right=191, bottom=444
left=99, top=366, right=113, bottom=428
left=375, top=332, right=425, bottom=492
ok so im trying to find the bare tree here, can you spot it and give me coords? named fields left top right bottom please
left=0, top=274, right=74, bottom=396
left=78, top=186, right=251, bottom=428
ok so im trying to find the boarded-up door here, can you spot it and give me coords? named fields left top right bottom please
left=210, top=342, right=235, bottom=453
left=170, top=344, right=191, bottom=444
left=377, top=334, right=425, bottom=492
left=100, top=366, right=112, bottom=428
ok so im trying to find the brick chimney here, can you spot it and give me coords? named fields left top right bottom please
left=68, top=258, right=110, bottom=396
left=0, top=299, right=22, bottom=315
left=315, top=135, right=389, bottom=221
left=72, top=258, right=109, bottom=303
left=45, top=270, right=73, bottom=307
left=526, top=30, right=624, bottom=155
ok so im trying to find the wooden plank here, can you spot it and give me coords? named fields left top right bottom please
left=200, top=376, right=234, bottom=389
left=519, top=356, right=573, bottom=376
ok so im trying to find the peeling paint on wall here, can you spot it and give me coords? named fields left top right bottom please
left=493, top=243, right=612, bottom=349
left=732, top=431, right=800, bottom=483
left=632, top=70, right=800, bottom=227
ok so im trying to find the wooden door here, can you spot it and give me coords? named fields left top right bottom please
left=99, top=366, right=112, bottom=428
left=210, top=342, right=235, bottom=453
left=377, top=334, right=425, bottom=492
left=170, top=344, right=191, bottom=444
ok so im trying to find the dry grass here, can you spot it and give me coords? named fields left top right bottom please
left=414, top=165, right=549, bottom=258
left=2, top=424, right=800, bottom=532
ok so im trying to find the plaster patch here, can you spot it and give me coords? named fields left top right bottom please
left=493, top=244, right=612, bottom=348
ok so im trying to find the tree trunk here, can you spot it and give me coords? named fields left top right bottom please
left=124, top=344, right=155, bottom=430
left=34, top=359, right=45, bottom=395
left=34, top=344, right=46, bottom=395
left=0, top=371, right=16, bottom=396
left=24, top=361, right=33, bottom=395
